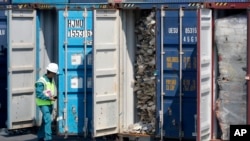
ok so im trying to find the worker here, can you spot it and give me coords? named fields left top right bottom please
left=35, top=63, right=59, bottom=141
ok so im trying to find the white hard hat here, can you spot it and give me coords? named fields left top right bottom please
left=46, top=63, right=59, bottom=74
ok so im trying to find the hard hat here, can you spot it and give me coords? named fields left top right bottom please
left=46, top=63, right=59, bottom=74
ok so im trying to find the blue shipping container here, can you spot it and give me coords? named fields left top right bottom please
left=156, top=9, right=197, bottom=140
left=58, top=10, right=93, bottom=136
left=12, top=0, right=68, bottom=4
left=0, top=10, right=7, bottom=128
left=70, top=0, right=107, bottom=3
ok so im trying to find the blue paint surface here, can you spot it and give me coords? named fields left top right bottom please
left=58, top=10, right=93, bottom=136
left=156, top=9, right=197, bottom=140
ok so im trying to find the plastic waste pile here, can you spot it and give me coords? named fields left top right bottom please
left=215, top=14, right=247, bottom=140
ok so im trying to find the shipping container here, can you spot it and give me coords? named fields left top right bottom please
left=12, top=0, right=68, bottom=4
left=4, top=7, right=61, bottom=130
left=3, top=4, right=112, bottom=139
left=0, top=10, right=7, bottom=128
left=156, top=7, right=199, bottom=140
left=1, top=3, right=210, bottom=140
left=55, top=3, right=201, bottom=140
left=57, top=9, right=93, bottom=136
left=2, top=2, right=250, bottom=141
left=6, top=9, right=39, bottom=130
left=200, top=2, right=249, bottom=141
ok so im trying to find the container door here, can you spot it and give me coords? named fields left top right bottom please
left=197, top=8, right=212, bottom=141
left=93, top=9, right=120, bottom=137
left=7, top=10, right=37, bottom=129
left=158, top=8, right=198, bottom=139
left=57, top=10, right=93, bottom=135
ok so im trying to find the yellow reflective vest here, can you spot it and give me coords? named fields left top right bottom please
left=35, top=76, right=56, bottom=106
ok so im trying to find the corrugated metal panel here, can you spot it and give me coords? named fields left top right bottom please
left=0, top=0, right=11, bottom=4
left=109, top=0, right=250, bottom=3
left=7, top=9, right=37, bottom=130
left=58, top=10, right=93, bottom=136
left=93, top=9, right=120, bottom=137
left=0, top=10, right=7, bottom=128
left=157, top=8, right=197, bottom=140
left=197, top=9, right=212, bottom=141
left=12, top=0, right=68, bottom=4
left=70, top=0, right=107, bottom=3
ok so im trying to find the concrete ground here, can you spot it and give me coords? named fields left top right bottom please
left=0, top=134, right=87, bottom=141
left=0, top=128, right=99, bottom=141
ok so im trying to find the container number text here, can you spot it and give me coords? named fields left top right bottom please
left=68, top=30, right=93, bottom=38
left=67, top=19, right=93, bottom=40
left=168, top=27, right=197, bottom=43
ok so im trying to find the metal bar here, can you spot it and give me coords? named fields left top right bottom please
left=179, top=7, right=183, bottom=141
left=63, top=7, right=68, bottom=138
left=7, top=9, right=12, bottom=129
left=83, top=7, right=88, bottom=138
left=10, top=66, right=34, bottom=71
left=160, top=6, right=164, bottom=141
left=211, top=9, right=216, bottom=140
left=196, top=9, right=201, bottom=141
left=12, top=88, right=34, bottom=94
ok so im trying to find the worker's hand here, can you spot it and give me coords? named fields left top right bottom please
left=49, top=96, right=56, bottom=101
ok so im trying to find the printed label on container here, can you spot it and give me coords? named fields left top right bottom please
left=71, top=54, right=82, bottom=65
left=71, top=77, right=83, bottom=88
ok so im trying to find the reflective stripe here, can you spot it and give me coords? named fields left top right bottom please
left=36, top=98, right=52, bottom=105
left=36, top=76, right=56, bottom=106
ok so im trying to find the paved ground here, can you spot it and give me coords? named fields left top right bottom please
left=0, top=134, right=88, bottom=141
left=0, top=128, right=102, bottom=141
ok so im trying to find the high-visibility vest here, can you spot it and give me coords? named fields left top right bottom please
left=35, top=76, right=56, bottom=106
